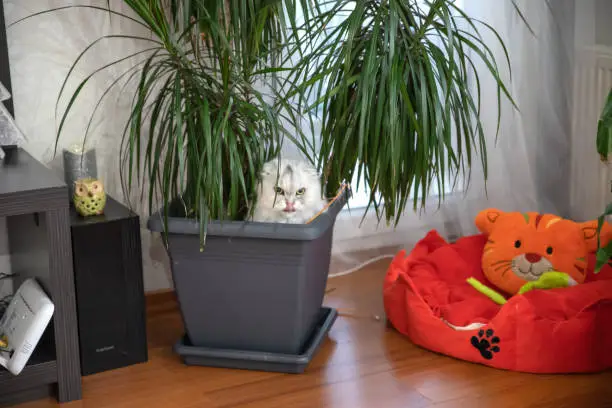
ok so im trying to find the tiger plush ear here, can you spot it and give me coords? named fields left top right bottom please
left=580, top=219, right=612, bottom=253
left=475, top=209, right=503, bottom=235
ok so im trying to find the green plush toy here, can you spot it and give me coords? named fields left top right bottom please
left=467, top=271, right=578, bottom=305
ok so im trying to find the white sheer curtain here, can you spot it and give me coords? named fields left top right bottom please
left=329, top=0, right=577, bottom=275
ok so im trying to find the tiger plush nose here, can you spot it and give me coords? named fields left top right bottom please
left=525, top=253, right=542, bottom=263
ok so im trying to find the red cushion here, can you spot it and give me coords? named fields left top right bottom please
left=383, top=230, right=612, bottom=373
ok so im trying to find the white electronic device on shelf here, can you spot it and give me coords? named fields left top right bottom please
left=0, top=278, right=54, bottom=375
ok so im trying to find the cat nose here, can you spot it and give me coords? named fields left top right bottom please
left=525, top=253, right=542, bottom=263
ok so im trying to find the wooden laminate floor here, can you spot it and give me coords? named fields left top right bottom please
left=15, top=259, right=612, bottom=408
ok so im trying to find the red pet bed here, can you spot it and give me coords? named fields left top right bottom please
left=383, top=231, right=612, bottom=373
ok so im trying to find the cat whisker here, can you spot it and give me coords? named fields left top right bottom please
left=491, top=259, right=512, bottom=266
left=493, top=262, right=512, bottom=271
left=500, top=267, right=511, bottom=278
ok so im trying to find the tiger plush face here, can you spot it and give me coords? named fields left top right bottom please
left=475, top=209, right=612, bottom=295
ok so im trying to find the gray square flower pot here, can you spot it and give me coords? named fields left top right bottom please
left=147, top=189, right=349, bottom=355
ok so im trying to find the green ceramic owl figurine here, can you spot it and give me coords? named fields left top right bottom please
left=73, top=178, right=106, bottom=216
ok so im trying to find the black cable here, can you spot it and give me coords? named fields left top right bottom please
left=0, top=273, right=15, bottom=318
left=0, top=294, right=11, bottom=317
left=0, top=274, right=13, bottom=353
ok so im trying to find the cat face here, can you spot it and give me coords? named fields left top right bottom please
left=254, top=159, right=326, bottom=223
left=475, top=209, right=612, bottom=294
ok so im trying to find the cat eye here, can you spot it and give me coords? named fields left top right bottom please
left=274, top=186, right=284, bottom=195
left=296, top=188, right=306, bottom=196
left=514, top=240, right=521, bottom=248
left=546, top=246, right=553, bottom=255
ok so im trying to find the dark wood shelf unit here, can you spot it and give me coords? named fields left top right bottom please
left=0, top=345, right=57, bottom=395
left=0, top=149, right=82, bottom=404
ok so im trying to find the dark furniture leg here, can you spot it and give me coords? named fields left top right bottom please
left=46, top=208, right=82, bottom=402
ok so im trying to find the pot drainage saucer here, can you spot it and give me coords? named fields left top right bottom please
left=174, top=307, right=337, bottom=374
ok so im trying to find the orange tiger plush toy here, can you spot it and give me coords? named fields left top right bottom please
left=475, top=209, right=612, bottom=295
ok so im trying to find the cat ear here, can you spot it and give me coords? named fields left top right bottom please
left=297, top=161, right=319, bottom=177
left=261, top=159, right=279, bottom=176
left=475, top=208, right=503, bottom=235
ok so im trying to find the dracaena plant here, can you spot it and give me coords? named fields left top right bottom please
left=16, top=0, right=527, bottom=244
left=282, top=0, right=522, bottom=225
left=14, top=0, right=305, bottom=244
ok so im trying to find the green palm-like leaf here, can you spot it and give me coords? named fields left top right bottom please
left=597, top=88, right=612, bottom=162
left=284, top=0, right=518, bottom=225
left=595, top=89, right=612, bottom=272
left=12, top=0, right=303, bottom=247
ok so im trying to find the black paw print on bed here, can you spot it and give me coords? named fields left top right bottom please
left=470, top=328, right=500, bottom=360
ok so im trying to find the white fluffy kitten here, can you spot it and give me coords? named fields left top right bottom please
left=253, top=159, right=327, bottom=224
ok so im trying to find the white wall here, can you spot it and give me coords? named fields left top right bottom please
left=577, top=0, right=612, bottom=48
left=3, top=0, right=172, bottom=291
left=596, top=0, right=612, bottom=46
left=569, top=0, right=612, bottom=221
